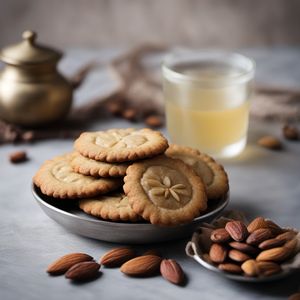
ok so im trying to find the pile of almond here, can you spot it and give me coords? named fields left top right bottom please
left=207, top=217, right=298, bottom=277
left=47, top=248, right=185, bottom=285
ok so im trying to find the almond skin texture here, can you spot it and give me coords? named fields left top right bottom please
left=225, top=221, right=248, bottom=242
left=218, top=263, right=242, bottom=274
left=259, top=238, right=286, bottom=250
left=65, top=261, right=100, bottom=281
left=160, top=259, right=185, bottom=285
left=276, top=231, right=297, bottom=243
left=229, top=241, right=258, bottom=255
left=265, top=220, right=284, bottom=235
left=256, top=261, right=281, bottom=277
left=210, top=228, right=231, bottom=243
left=209, top=243, right=228, bottom=263
left=241, top=259, right=259, bottom=277
left=228, top=249, right=251, bottom=263
left=47, top=253, right=93, bottom=275
left=120, top=255, right=162, bottom=277
left=100, top=248, right=136, bottom=267
left=247, top=217, right=268, bottom=233
left=246, top=228, right=274, bottom=246
left=256, top=247, right=290, bottom=262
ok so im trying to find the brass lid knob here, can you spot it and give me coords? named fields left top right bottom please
left=0, top=30, right=62, bottom=65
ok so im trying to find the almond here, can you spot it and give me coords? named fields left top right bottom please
left=209, top=243, right=228, bottom=263
left=160, top=259, right=185, bottom=285
left=210, top=228, right=231, bottom=243
left=247, top=217, right=268, bottom=233
left=288, top=292, right=300, bottom=300
left=65, top=261, right=100, bottom=281
left=47, top=253, right=93, bottom=275
left=258, top=238, right=285, bottom=250
left=256, top=246, right=290, bottom=262
left=256, top=261, right=281, bottom=277
left=100, top=248, right=136, bottom=267
left=246, top=228, right=273, bottom=245
left=241, top=259, right=259, bottom=277
left=265, top=220, right=284, bottom=235
left=283, top=124, right=299, bottom=141
left=120, top=255, right=162, bottom=277
left=228, top=249, right=251, bottom=263
left=229, top=241, right=258, bottom=255
left=143, top=249, right=161, bottom=257
left=257, top=136, right=282, bottom=150
left=9, top=151, right=28, bottom=163
left=218, top=263, right=242, bottom=274
left=225, top=221, right=248, bottom=242
left=276, top=231, right=297, bottom=243
left=144, top=115, right=163, bottom=128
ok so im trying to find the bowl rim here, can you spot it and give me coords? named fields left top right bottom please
left=32, top=183, right=229, bottom=229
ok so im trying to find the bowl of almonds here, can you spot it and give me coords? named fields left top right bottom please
left=186, top=212, right=300, bottom=282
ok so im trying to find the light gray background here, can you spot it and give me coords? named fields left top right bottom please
left=1, top=0, right=300, bottom=48
left=0, top=48, right=300, bottom=299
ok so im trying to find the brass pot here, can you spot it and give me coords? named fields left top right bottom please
left=0, top=30, right=73, bottom=127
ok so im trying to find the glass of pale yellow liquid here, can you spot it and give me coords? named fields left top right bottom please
left=162, top=50, right=255, bottom=158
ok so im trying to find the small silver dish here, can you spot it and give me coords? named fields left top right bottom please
left=32, top=184, right=229, bottom=244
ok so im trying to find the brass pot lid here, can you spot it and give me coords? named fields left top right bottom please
left=0, top=30, right=62, bottom=65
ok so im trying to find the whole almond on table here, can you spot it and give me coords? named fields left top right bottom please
left=228, top=249, right=251, bottom=263
left=65, top=261, right=100, bottom=281
left=9, top=151, right=28, bottom=163
left=229, top=242, right=258, bottom=255
left=160, top=259, right=185, bottom=285
left=144, top=115, right=163, bottom=128
left=47, top=253, right=93, bottom=275
left=100, top=248, right=136, bottom=267
left=209, top=243, right=228, bottom=264
left=246, top=228, right=274, bottom=246
left=120, top=255, right=162, bottom=277
left=258, top=238, right=286, bottom=250
left=210, top=228, right=231, bottom=243
left=218, top=263, right=242, bottom=274
left=256, top=246, right=290, bottom=262
left=257, top=136, right=282, bottom=150
left=283, top=124, right=299, bottom=140
left=225, top=221, right=248, bottom=242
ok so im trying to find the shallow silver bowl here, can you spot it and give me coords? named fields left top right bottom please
left=32, top=184, right=229, bottom=244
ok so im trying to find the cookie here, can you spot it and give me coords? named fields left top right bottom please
left=79, top=192, right=140, bottom=222
left=33, top=153, right=122, bottom=199
left=74, top=128, right=168, bottom=163
left=165, top=144, right=229, bottom=200
left=70, top=151, right=129, bottom=177
left=123, top=155, right=207, bottom=226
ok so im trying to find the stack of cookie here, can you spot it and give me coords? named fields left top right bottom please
left=34, top=128, right=229, bottom=226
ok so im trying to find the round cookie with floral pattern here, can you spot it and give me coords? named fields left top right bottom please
left=166, top=144, right=229, bottom=200
left=33, top=153, right=122, bottom=199
left=123, top=155, right=207, bottom=226
left=74, top=128, right=168, bottom=163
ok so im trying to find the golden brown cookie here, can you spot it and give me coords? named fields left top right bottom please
left=70, top=151, right=129, bottom=177
left=79, top=192, right=140, bottom=222
left=33, top=153, right=122, bottom=199
left=165, top=144, right=229, bottom=200
left=74, top=128, right=168, bottom=163
left=123, top=155, right=207, bottom=226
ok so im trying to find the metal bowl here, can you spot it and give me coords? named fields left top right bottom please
left=32, top=184, right=229, bottom=244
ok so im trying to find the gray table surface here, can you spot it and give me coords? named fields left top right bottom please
left=1, top=48, right=300, bottom=300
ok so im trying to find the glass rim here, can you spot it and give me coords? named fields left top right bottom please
left=162, top=50, right=255, bottom=86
